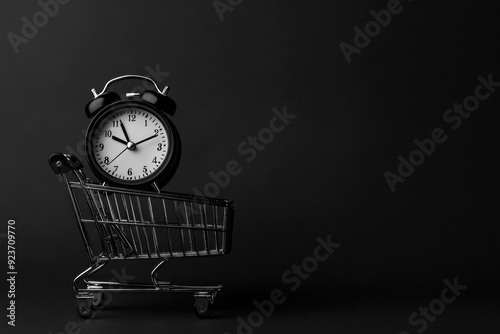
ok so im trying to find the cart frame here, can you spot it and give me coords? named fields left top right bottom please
left=49, top=153, right=234, bottom=318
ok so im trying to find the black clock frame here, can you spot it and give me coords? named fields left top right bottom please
left=85, top=100, right=181, bottom=190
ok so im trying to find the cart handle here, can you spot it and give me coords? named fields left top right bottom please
left=49, top=153, right=83, bottom=175
left=90, top=75, right=169, bottom=98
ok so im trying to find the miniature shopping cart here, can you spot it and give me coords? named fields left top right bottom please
left=49, top=153, right=234, bottom=318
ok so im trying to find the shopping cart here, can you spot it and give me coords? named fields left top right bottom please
left=49, top=153, right=234, bottom=318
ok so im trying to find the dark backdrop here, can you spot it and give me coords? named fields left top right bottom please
left=1, top=1, right=499, bottom=333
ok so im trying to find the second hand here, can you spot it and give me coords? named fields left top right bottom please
left=107, top=146, right=128, bottom=165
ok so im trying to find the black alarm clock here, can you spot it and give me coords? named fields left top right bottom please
left=84, top=75, right=181, bottom=190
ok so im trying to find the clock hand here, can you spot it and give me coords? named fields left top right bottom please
left=120, top=120, right=131, bottom=142
left=135, top=134, right=158, bottom=146
left=111, top=136, right=127, bottom=145
left=107, top=146, right=128, bottom=165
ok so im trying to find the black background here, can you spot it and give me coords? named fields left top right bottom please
left=1, top=1, right=499, bottom=333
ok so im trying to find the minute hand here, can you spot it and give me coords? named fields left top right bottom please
left=135, top=134, right=158, bottom=146
left=120, top=120, right=131, bottom=142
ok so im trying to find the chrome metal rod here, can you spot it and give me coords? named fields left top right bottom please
left=73, top=261, right=107, bottom=292
left=147, top=197, right=161, bottom=257
left=151, top=259, right=170, bottom=288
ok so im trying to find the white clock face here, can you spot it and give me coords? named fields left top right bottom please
left=91, top=108, right=169, bottom=182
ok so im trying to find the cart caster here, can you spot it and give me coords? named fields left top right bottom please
left=91, top=292, right=106, bottom=310
left=194, top=292, right=214, bottom=318
left=193, top=302, right=212, bottom=318
left=76, top=295, right=94, bottom=319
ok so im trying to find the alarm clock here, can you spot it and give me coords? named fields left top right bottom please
left=84, top=75, right=181, bottom=190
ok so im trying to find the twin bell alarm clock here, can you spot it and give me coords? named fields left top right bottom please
left=84, top=75, right=181, bottom=190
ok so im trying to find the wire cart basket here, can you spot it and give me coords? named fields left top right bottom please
left=49, top=153, right=234, bottom=318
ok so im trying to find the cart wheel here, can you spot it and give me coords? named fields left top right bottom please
left=76, top=299, right=94, bottom=319
left=91, top=292, right=106, bottom=310
left=193, top=302, right=213, bottom=318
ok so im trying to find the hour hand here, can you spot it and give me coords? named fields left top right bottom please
left=112, top=136, right=128, bottom=145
